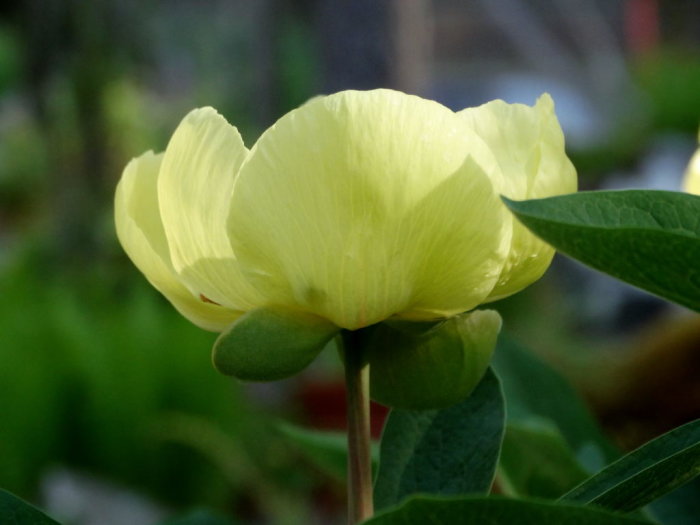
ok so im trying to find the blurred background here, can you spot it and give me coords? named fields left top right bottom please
left=0, top=0, right=699, bottom=523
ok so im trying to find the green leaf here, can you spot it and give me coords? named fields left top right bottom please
left=363, top=495, right=649, bottom=524
left=277, top=422, right=378, bottom=481
left=649, top=478, right=700, bottom=525
left=212, top=306, right=339, bottom=380
left=367, top=310, right=501, bottom=409
left=498, top=420, right=590, bottom=499
left=504, top=190, right=700, bottom=311
left=0, top=489, right=59, bottom=524
left=373, top=368, right=505, bottom=510
left=492, top=336, right=618, bottom=471
left=560, top=418, right=700, bottom=512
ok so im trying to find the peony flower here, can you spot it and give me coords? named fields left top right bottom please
left=115, top=89, right=576, bottom=334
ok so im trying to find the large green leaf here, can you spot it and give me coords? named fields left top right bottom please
left=0, top=489, right=59, bottom=524
left=650, top=478, right=700, bottom=525
left=277, top=422, right=378, bottom=481
left=504, top=190, right=700, bottom=311
left=492, top=336, right=618, bottom=471
left=363, top=495, right=649, bottom=524
left=498, top=420, right=590, bottom=499
left=373, top=368, right=505, bottom=510
left=561, top=418, right=700, bottom=512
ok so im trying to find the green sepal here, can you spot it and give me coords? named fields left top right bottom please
left=212, top=307, right=339, bottom=381
left=367, top=309, right=502, bottom=409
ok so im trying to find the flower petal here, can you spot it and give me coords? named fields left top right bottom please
left=684, top=145, right=700, bottom=195
left=396, top=155, right=510, bottom=321
left=115, top=151, right=239, bottom=331
left=157, top=108, right=264, bottom=310
left=228, top=89, right=508, bottom=329
left=460, top=94, right=577, bottom=301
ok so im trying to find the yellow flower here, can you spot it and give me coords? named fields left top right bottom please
left=683, top=131, right=700, bottom=195
left=115, top=89, right=576, bottom=332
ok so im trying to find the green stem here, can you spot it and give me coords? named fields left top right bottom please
left=342, top=329, right=374, bottom=524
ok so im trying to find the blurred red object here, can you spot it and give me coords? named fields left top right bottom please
left=299, top=380, right=389, bottom=440
left=624, top=0, right=659, bottom=56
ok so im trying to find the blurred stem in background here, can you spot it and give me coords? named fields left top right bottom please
left=315, top=0, right=432, bottom=95
left=17, top=0, right=145, bottom=268
left=4, top=0, right=432, bottom=272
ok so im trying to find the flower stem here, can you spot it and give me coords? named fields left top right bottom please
left=342, top=329, right=374, bottom=524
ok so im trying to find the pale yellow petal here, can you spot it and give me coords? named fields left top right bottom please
left=228, top=89, right=509, bottom=329
left=158, top=108, right=264, bottom=310
left=115, top=151, right=239, bottom=331
left=684, top=146, right=700, bottom=195
left=460, top=94, right=577, bottom=301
